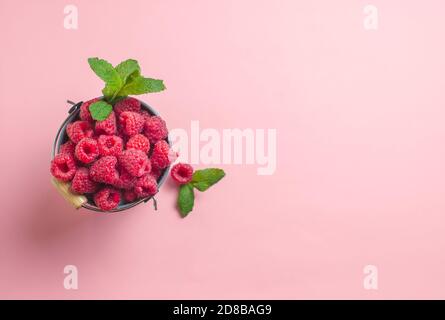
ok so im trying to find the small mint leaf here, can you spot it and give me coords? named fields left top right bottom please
left=88, top=57, right=123, bottom=100
left=178, top=183, right=194, bottom=217
left=191, top=168, right=225, bottom=192
left=115, top=59, right=140, bottom=84
left=89, top=101, right=112, bottom=121
left=117, top=76, right=166, bottom=96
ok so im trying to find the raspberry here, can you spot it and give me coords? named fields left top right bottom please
left=134, top=174, right=158, bottom=198
left=116, top=125, right=127, bottom=141
left=113, top=166, right=136, bottom=190
left=94, top=187, right=121, bottom=211
left=79, top=98, right=100, bottom=122
left=118, top=149, right=150, bottom=177
left=97, top=135, right=123, bottom=157
left=149, top=166, right=163, bottom=180
left=144, top=116, right=168, bottom=143
left=89, top=156, right=119, bottom=184
left=126, top=134, right=150, bottom=153
left=75, top=138, right=99, bottom=164
left=67, top=121, right=93, bottom=144
left=50, top=153, right=77, bottom=182
left=142, top=160, right=152, bottom=175
left=170, top=163, right=194, bottom=184
left=150, top=140, right=170, bottom=169
left=123, top=189, right=137, bottom=202
left=95, top=111, right=116, bottom=135
left=70, top=167, right=98, bottom=194
left=59, top=141, right=76, bottom=157
left=118, top=111, right=144, bottom=136
left=114, top=97, right=141, bottom=115
left=139, top=110, right=152, bottom=122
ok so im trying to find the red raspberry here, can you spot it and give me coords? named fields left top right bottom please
left=150, top=140, right=170, bottom=169
left=116, top=123, right=124, bottom=135
left=113, top=166, right=136, bottom=190
left=97, top=135, right=123, bottom=157
left=144, top=116, right=168, bottom=143
left=79, top=98, right=100, bottom=122
left=139, top=110, right=152, bottom=122
left=114, top=97, right=141, bottom=115
left=142, top=160, right=152, bottom=175
left=67, top=121, right=93, bottom=143
left=170, top=163, right=194, bottom=184
left=118, top=111, right=144, bottom=136
left=149, top=165, right=163, bottom=180
left=123, top=189, right=137, bottom=203
left=70, top=167, right=98, bottom=194
left=134, top=174, right=158, bottom=198
left=95, top=111, right=116, bottom=135
left=89, top=156, right=119, bottom=184
left=116, top=125, right=127, bottom=141
left=59, top=141, right=76, bottom=157
left=126, top=134, right=150, bottom=153
left=94, top=187, right=121, bottom=211
left=118, top=149, right=150, bottom=177
left=75, top=138, right=99, bottom=164
left=50, top=153, right=77, bottom=182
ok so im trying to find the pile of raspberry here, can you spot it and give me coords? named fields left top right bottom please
left=50, top=97, right=171, bottom=211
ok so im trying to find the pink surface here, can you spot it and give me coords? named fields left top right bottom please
left=1, top=0, right=445, bottom=299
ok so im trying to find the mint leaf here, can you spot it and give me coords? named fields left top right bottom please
left=127, top=69, right=141, bottom=83
left=178, top=183, right=194, bottom=217
left=115, top=59, right=140, bottom=84
left=117, top=76, right=166, bottom=96
left=191, top=168, right=225, bottom=192
left=89, top=101, right=112, bottom=121
left=88, top=57, right=123, bottom=100
left=88, top=57, right=116, bottom=81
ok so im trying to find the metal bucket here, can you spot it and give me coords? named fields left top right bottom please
left=52, top=99, right=170, bottom=213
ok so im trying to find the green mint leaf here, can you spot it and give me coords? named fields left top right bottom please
left=178, top=183, right=195, bottom=217
left=102, top=84, right=119, bottom=100
left=191, top=168, right=225, bottom=192
left=127, top=69, right=141, bottom=83
left=88, top=57, right=123, bottom=100
left=89, top=101, right=113, bottom=121
left=115, top=59, right=141, bottom=84
left=117, top=76, right=166, bottom=96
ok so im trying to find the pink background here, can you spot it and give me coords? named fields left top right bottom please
left=1, top=0, right=445, bottom=299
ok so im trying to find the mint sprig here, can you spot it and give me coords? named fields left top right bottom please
left=86, top=57, right=166, bottom=120
left=87, top=57, right=166, bottom=105
left=177, top=168, right=226, bottom=217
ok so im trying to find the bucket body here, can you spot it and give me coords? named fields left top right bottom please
left=52, top=99, right=170, bottom=213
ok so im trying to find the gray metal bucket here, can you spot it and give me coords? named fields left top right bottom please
left=52, top=99, right=170, bottom=213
